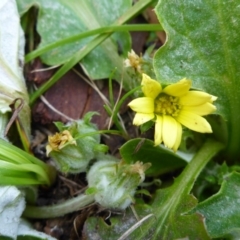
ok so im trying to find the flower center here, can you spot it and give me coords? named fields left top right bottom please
left=154, top=93, right=181, bottom=117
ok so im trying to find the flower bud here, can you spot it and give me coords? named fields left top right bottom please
left=124, top=49, right=143, bottom=73
left=86, top=160, right=151, bottom=210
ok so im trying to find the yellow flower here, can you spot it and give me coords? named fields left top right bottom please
left=128, top=74, right=217, bottom=151
left=46, top=130, right=77, bottom=156
left=124, top=49, right=143, bottom=73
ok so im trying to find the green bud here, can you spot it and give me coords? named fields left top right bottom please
left=87, top=160, right=151, bottom=210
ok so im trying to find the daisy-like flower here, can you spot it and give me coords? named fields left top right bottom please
left=46, top=130, right=76, bottom=156
left=124, top=49, right=143, bottom=73
left=128, top=74, right=217, bottom=151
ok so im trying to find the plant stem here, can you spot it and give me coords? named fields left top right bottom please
left=25, top=24, right=162, bottom=63
left=23, top=194, right=95, bottom=219
left=111, top=87, right=141, bottom=130
left=175, top=139, right=224, bottom=195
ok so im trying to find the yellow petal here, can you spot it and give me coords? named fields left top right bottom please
left=172, top=122, right=182, bottom=152
left=163, top=78, right=191, bottom=97
left=128, top=97, right=154, bottom=114
left=177, top=110, right=212, bottom=133
left=46, top=145, right=52, bottom=157
left=154, top=115, right=163, bottom=146
left=141, top=73, right=162, bottom=98
left=179, top=91, right=215, bottom=106
left=162, top=115, right=178, bottom=149
left=182, top=102, right=217, bottom=116
left=133, top=113, right=154, bottom=126
left=124, top=59, right=131, bottom=67
left=210, top=95, right=218, bottom=103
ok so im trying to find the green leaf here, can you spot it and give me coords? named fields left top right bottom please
left=0, top=138, right=56, bottom=186
left=85, top=187, right=97, bottom=195
left=140, top=120, right=154, bottom=133
left=0, top=186, right=25, bottom=239
left=83, top=204, right=153, bottom=240
left=154, top=0, right=240, bottom=158
left=128, top=186, right=211, bottom=240
left=17, top=0, right=131, bottom=82
left=17, top=219, right=57, bottom=240
left=18, top=186, right=38, bottom=205
left=53, top=121, right=65, bottom=132
left=120, top=138, right=187, bottom=176
left=193, top=162, right=230, bottom=201
left=193, top=172, right=240, bottom=239
left=126, top=140, right=223, bottom=239
left=0, top=0, right=30, bottom=140
left=0, top=186, right=56, bottom=240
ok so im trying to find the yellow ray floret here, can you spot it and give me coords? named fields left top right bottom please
left=46, top=130, right=77, bottom=156
left=128, top=74, right=217, bottom=151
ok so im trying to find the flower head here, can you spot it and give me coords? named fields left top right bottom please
left=124, top=49, right=143, bottom=73
left=46, top=130, right=76, bottom=156
left=128, top=74, right=217, bottom=151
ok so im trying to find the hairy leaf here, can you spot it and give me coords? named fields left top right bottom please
left=83, top=204, right=153, bottom=240
left=0, top=186, right=56, bottom=240
left=120, top=138, right=187, bottom=176
left=194, top=172, right=240, bottom=239
left=0, top=0, right=30, bottom=139
left=0, top=186, right=25, bottom=239
left=154, top=0, right=240, bottom=158
left=17, top=0, right=131, bottom=82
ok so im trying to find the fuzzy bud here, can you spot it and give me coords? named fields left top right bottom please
left=86, top=160, right=151, bottom=210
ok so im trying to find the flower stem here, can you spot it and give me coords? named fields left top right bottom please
left=23, top=194, right=95, bottom=219
left=25, top=24, right=162, bottom=63
left=174, top=139, right=225, bottom=195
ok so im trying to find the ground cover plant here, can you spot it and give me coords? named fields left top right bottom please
left=0, top=0, right=240, bottom=239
